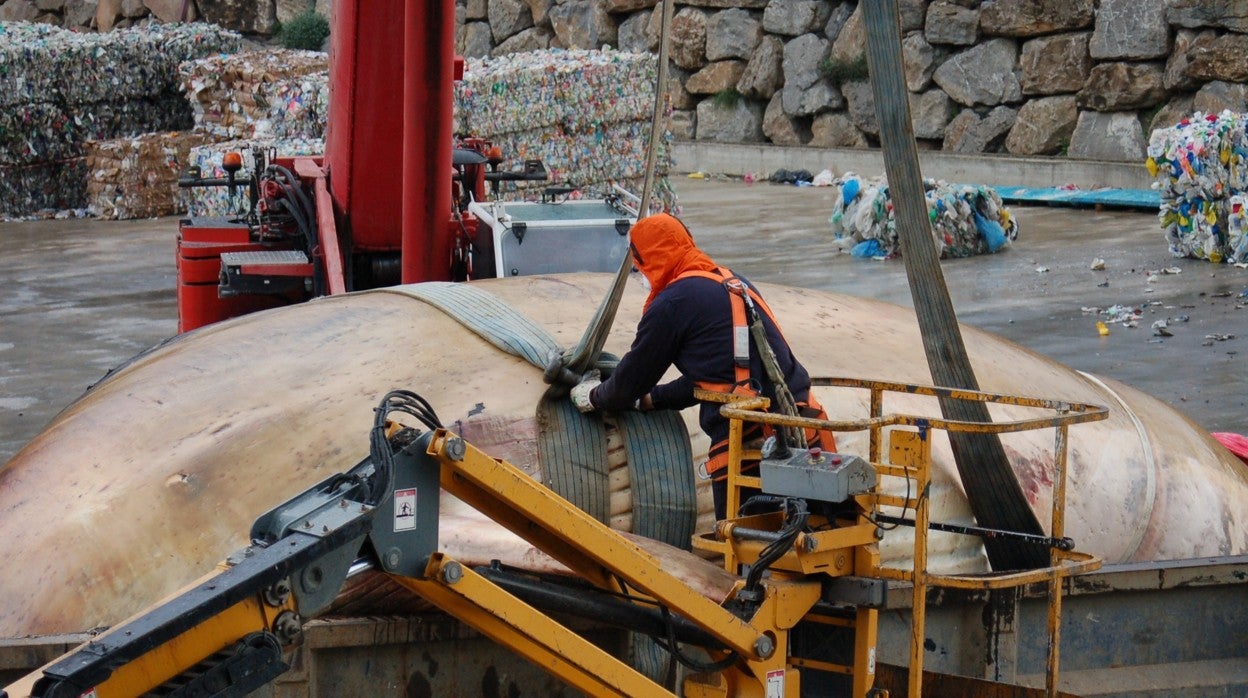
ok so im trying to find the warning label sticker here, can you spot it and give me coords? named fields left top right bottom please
left=394, top=488, right=416, bottom=531
left=765, top=669, right=784, bottom=697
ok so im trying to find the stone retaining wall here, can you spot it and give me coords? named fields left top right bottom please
left=6, top=0, right=1246, bottom=164
left=458, top=0, right=1248, bottom=163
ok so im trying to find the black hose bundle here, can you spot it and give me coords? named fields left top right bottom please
left=366, top=390, right=443, bottom=506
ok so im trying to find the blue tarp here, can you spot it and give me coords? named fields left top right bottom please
left=994, top=186, right=1159, bottom=211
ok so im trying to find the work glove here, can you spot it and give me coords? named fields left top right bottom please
left=569, top=369, right=602, bottom=413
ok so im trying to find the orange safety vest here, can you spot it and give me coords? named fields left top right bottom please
left=677, top=267, right=837, bottom=478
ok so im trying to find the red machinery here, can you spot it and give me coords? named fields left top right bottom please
left=176, top=0, right=480, bottom=333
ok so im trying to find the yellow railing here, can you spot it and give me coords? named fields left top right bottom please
left=695, top=377, right=1108, bottom=698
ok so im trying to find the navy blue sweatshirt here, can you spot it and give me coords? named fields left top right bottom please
left=589, top=274, right=812, bottom=447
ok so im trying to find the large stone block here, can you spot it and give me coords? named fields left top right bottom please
left=669, top=7, right=709, bottom=70
left=762, top=0, right=829, bottom=36
left=911, top=89, right=955, bottom=140
left=493, top=26, right=551, bottom=55
left=980, top=0, right=1093, bottom=37
left=823, top=2, right=852, bottom=44
left=142, top=0, right=181, bottom=22
left=667, top=66, right=697, bottom=110
left=62, top=0, right=95, bottom=29
left=781, top=80, right=841, bottom=117
left=828, top=3, right=864, bottom=65
left=669, top=109, right=696, bottom=140
left=1167, top=0, right=1248, bottom=33
left=1193, top=81, right=1248, bottom=116
left=902, top=32, right=939, bottom=92
left=1148, top=95, right=1194, bottom=135
left=841, top=79, right=877, bottom=135
left=1090, top=0, right=1168, bottom=60
left=686, top=60, right=746, bottom=95
left=782, top=32, right=829, bottom=91
left=527, top=0, right=553, bottom=26
left=488, top=0, right=533, bottom=43
left=1005, top=95, right=1077, bottom=155
left=1165, top=29, right=1217, bottom=91
left=925, top=1, right=978, bottom=46
left=898, top=0, right=927, bottom=32
left=933, top=39, right=1022, bottom=107
left=810, top=110, right=867, bottom=147
left=706, top=8, right=761, bottom=61
left=276, top=0, right=315, bottom=25
left=549, top=0, right=616, bottom=50
left=695, top=96, right=765, bottom=142
left=737, top=34, right=784, bottom=99
left=198, top=0, right=277, bottom=35
left=465, top=0, right=487, bottom=21
left=604, top=0, right=656, bottom=13
left=1186, top=32, right=1248, bottom=84
left=1067, top=110, right=1146, bottom=162
left=97, top=0, right=121, bottom=31
left=1019, top=32, right=1090, bottom=95
left=1077, top=62, right=1166, bottom=112
left=762, top=92, right=809, bottom=145
left=943, top=105, right=1017, bottom=153
left=618, top=10, right=652, bottom=53
left=461, top=21, right=493, bottom=58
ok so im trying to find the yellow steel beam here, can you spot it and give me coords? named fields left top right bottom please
left=390, top=554, right=668, bottom=698
left=427, top=430, right=771, bottom=661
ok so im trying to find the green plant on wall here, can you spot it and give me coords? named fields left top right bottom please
left=279, top=10, right=330, bottom=50
left=713, top=88, right=743, bottom=108
left=819, top=53, right=869, bottom=86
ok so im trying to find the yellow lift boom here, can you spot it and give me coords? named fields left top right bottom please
left=3, top=380, right=1106, bottom=698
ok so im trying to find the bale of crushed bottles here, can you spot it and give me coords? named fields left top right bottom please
left=182, top=137, right=326, bottom=217
left=454, top=49, right=674, bottom=208
left=178, top=49, right=329, bottom=140
left=827, top=173, right=1018, bottom=259
left=0, top=21, right=240, bottom=218
left=1147, top=110, right=1248, bottom=263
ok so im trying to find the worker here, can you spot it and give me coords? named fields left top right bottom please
left=570, top=212, right=836, bottom=520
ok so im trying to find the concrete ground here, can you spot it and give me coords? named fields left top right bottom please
left=2, top=177, right=1246, bottom=463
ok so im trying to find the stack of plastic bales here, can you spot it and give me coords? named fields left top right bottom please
left=165, top=49, right=329, bottom=217
left=1147, top=110, right=1248, bottom=263
left=0, top=21, right=240, bottom=217
left=178, top=49, right=329, bottom=140
left=454, top=48, right=674, bottom=208
left=182, top=137, right=326, bottom=217
left=827, top=173, right=1017, bottom=259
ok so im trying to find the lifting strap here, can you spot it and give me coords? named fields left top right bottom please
left=386, top=282, right=695, bottom=546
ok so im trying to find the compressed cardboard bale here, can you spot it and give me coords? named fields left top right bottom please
left=85, top=130, right=223, bottom=219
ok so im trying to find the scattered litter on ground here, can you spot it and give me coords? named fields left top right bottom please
left=1090, top=257, right=1106, bottom=270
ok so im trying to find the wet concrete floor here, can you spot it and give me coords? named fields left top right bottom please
left=2, top=177, right=1246, bottom=463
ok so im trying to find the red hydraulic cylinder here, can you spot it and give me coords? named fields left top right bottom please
left=325, top=0, right=405, bottom=254
left=403, top=0, right=455, bottom=283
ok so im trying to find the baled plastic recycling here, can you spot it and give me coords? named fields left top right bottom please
left=827, top=173, right=1018, bottom=259
left=1147, top=110, right=1248, bottom=263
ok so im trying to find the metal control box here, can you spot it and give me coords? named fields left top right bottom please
left=760, top=450, right=875, bottom=503
left=468, top=199, right=633, bottom=278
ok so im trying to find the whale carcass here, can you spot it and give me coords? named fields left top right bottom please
left=1, top=273, right=1246, bottom=638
